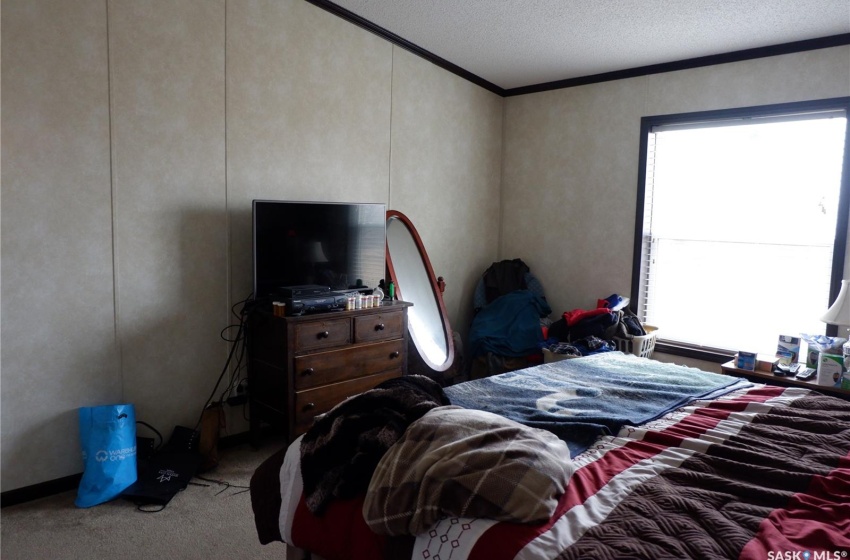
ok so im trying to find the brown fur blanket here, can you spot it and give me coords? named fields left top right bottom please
left=299, top=375, right=449, bottom=515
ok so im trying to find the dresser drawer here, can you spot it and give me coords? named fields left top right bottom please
left=294, top=317, right=351, bottom=352
left=294, top=339, right=405, bottom=390
left=293, top=370, right=400, bottom=435
left=354, top=310, right=405, bottom=343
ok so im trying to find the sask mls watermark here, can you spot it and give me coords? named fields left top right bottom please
left=767, top=551, right=848, bottom=560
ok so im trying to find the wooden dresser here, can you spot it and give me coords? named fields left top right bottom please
left=248, top=301, right=411, bottom=443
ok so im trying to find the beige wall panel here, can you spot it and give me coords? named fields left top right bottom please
left=643, top=46, right=850, bottom=116
left=502, top=79, right=643, bottom=317
left=1, top=0, right=117, bottom=490
left=226, top=0, right=393, bottom=303
left=503, top=46, right=850, bottom=366
left=389, top=48, right=504, bottom=342
left=109, top=1, right=227, bottom=433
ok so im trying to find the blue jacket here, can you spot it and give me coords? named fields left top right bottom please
left=469, top=290, right=551, bottom=358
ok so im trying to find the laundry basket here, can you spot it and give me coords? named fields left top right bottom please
left=542, top=348, right=581, bottom=363
left=614, top=325, right=658, bottom=359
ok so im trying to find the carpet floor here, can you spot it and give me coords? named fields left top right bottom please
left=1, top=438, right=290, bottom=560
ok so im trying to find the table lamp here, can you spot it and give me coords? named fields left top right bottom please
left=820, top=279, right=850, bottom=368
left=306, top=240, right=329, bottom=284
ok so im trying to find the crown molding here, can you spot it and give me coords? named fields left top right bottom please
left=307, top=2, right=849, bottom=99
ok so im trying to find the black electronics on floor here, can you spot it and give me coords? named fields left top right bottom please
left=122, top=426, right=202, bottom=506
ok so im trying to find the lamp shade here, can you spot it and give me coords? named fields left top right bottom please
left=307, top=241, right=329, bottom=264
left=820, top=279, right=850, bottom=326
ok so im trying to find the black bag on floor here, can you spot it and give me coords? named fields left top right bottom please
left=122, top=426, right=202, bottom=506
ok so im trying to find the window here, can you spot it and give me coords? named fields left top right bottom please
left=631, top=98, right=850, bottom=361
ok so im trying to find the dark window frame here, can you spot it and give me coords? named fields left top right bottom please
left=630, top=97, right=850, bottom=363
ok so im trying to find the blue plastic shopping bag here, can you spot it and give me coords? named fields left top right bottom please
left=75, top=403, right=138, bottom=508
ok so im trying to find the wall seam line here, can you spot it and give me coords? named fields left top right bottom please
left=498, top=94, right=506, bottom=260
left=224, top=0, right=232, bottom=333
left=387, top=46, right=394, bottom=209
left=106, top=0, right=125, bottom=400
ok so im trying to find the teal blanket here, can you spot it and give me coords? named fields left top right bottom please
left=445, top=352, right=748, bottom=457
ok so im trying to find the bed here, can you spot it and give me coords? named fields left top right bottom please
left=250, top=352, right=850, bottom=560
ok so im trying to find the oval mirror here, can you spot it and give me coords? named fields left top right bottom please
left=386, top=210, right=455, bottom=373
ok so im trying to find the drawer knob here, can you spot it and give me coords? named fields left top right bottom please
left=390, top=351, right=400, bottom=359
left=317, top=331, right=330, bottom=339
left=301, top=368, right=314, bottom=376
left=375, top=323, right=385, bottom=331
left=303, top=402, right=315, bottom=411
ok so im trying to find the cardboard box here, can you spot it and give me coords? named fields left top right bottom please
left=777, top=335, right=801, bottom=364
left=756, top=354, right=779, bottom=372
left=735, top=351, right=757, bottom=371
left=817, top=353, right=844, bottom=387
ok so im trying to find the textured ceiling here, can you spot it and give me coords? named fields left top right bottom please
left=328, top=0, right=850, bottom=90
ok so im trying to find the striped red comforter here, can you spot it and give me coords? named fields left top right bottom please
left=250, top=385, right=850, bottom=560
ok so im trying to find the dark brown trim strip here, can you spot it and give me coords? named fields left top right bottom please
left=654, top=342, right=733, bottom=364
left=305, top=0, right=506, bottom=96
left=505, top=34, right=850, bottom=97
left=1, top=473, right=82, bottom=508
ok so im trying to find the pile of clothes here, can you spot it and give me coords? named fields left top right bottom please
left=468, top=259, right=551, bottom=360
left=467, top=259, right=551, bottom=378
left=543, top=294, right=646, bottom=358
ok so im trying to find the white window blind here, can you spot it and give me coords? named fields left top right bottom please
left=638, top=108, right=847, bottom=356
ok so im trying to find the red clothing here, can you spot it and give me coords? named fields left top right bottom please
left=563, top=307, right=612, bottom=327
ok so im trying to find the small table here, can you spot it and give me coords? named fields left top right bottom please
left=720, top=360, right=850, bottom=401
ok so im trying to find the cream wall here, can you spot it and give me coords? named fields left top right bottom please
left=501, top=46, right=850, bottom=371
left=2, top=0, right=120, bottom=491
left=1, top=0, right=503, bottom=492
left=108, top=0, right=228, bottom=454
left=389, top=48, right=504, bottom=356
left=3, top=1, right=846, bottom=494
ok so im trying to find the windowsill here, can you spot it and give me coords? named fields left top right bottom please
left=654, top=341, right=734, bottom=364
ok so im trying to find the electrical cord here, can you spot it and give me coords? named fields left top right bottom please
left=131, top=298, right=258, bottom=514
left=217, top=319, right=249, bottom=405
left=193, top=293, right=256, bottom=433
left=221, top=294, right=257, bottom=404
left=136, top=503, right=167, bottom=513
left=194, top=475, right=250, bottom=496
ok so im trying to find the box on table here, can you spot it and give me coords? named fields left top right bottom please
left=756, top=354, right=779, bottom=372
left=735, top=351, right=757, bottom=371
left=776, top=335, right=801, bottom=365
left=817, top=352, right=844, bottom=387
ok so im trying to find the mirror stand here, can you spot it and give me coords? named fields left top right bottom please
left=385, top=211, right=461, bottom=385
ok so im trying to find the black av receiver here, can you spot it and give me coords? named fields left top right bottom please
left=284, top=292, right=349, bottom=316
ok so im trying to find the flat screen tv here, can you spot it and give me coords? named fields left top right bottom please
left=252, top=200, right=386, bottom=299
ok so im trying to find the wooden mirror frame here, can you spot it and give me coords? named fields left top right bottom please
left=385, top=210, right=455, bottom=373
